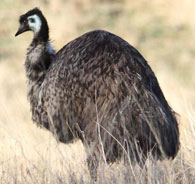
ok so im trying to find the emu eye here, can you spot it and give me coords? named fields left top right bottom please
left=29, top=18, right=35, bottom=23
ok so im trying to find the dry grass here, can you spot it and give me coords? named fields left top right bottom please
left=0, top=0, right=195, bottom=183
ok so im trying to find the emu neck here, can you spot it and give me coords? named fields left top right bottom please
left=25, top=39, right=55, bottom=108
left=25, top=39, right=54, bottom=85
left=33, top=29, right=49, bottom=43
left=33, top=18, right=49, bottom=43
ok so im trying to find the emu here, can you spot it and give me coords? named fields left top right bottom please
left=15, top=8, right=179, bottom=180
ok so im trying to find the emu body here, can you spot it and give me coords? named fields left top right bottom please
left=16, top=8, right=179, bottom=180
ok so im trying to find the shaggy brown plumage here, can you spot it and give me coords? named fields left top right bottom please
left=15, top=8, right=179, bottom=180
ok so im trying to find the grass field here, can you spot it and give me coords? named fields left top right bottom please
left=0, top=0, right=195, bottom=183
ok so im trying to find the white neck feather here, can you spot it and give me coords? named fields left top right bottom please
left=46, top=42, right=55, bottom=55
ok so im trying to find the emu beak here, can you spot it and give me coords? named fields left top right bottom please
left=15, top=24, right=29, bottom=37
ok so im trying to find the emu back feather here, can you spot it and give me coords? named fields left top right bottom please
left=26, top=30, right=179, bottom=161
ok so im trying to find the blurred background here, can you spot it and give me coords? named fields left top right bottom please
left=0, top=0, right=194, bottom=182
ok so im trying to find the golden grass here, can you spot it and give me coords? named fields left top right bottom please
left=0, top=0, right=195, bottom=183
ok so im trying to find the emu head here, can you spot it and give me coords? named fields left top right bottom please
left=15, top=8, right=49, bottom=41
